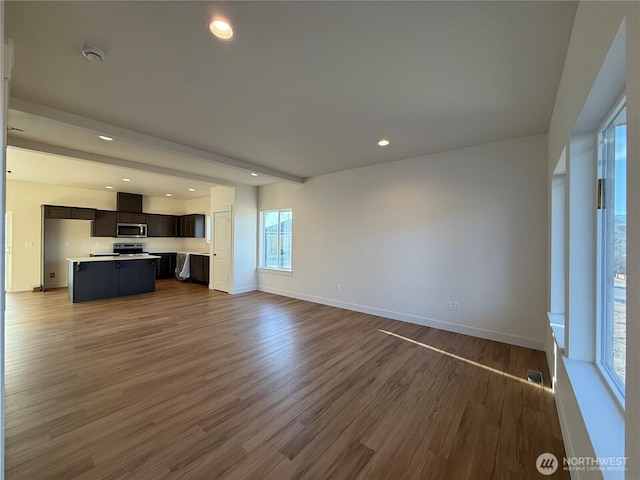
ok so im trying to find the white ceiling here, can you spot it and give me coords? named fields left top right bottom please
left=5, top=1, right=577, bottom=191
left=7, top=146, right=218, bottom=201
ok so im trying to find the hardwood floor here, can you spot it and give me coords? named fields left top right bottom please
left=5, top=280, right=568, bottom=479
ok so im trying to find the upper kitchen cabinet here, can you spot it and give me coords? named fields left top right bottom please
left=162, top=215, right=178, bottom=237
left=43, top=205, right=72, bottom=219
left=146, top=214, right=163, bottom=237
left=179, top=214, right=205, bottom=238
left=92, top=210, right=117, bottom=237
left=117, top=212, right=146, bottom=224
left=117, top=192, right=143, bottom=213
left=72, top=208, right=96, bottom=220
left=43, top=205, right=95, bottom=220
left=146, top=214, right=181, bottom=237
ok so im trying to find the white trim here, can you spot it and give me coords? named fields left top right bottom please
left=229, top=284, right=258, bottom=294
left=563, top=357, right=625, bottom=480
left=258, top=267, right=292, bottom=276
left=258, top=208, right=293, bottom=272
left=258, top=285, right=545, bottom=350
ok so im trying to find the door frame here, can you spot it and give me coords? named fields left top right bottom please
left=211, top=205, right=232, bottom=292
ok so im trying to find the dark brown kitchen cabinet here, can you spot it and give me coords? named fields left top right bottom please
left=162, top=216, right=178, bottom=237
left=189, top=254, right=209, bottom=284
left=153, top=253, right=177, bottom=278
left=44, top=205, right=96, bottom=220
left=92, top=210, right=117, bottom=237
left=146, top=214, right=163, bottom=237
left=116, top=212, right=146, bottom=224
left=116, top=192, right=143, bottom=213
left=71, top=208, right=95, bottom=220
left=43, top=205, right=72, bottom=219
left=179, top=214, right=205, bottom=238
left=146, top=214, right=179, bottom=237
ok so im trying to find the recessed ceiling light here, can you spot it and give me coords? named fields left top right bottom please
left=188, top=188, right=196, bottom=192
left=165, top=193, right=173, bottom=197
left=98, top=135, right=113, bottom=141
left=209, top=18, right=234, bottom=40
left=377, top=139, right=390, bottom=147
left=250, top=172, right=258, bottom=177
left=122, top=178, right=130, bottom=182
left=105, top=185, right=113, bottom=189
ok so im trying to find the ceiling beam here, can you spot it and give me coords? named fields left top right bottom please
left=9, top=97, right=305, bottom=184
left=8, top=137, right=240, bottom=187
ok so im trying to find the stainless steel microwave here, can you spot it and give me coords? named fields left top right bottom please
left=116, top=223, right=147, bottom=238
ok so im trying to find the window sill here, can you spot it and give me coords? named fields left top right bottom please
left=562, top=356, right=625, bottom=479
left=258, top=268, right=293, bottom=276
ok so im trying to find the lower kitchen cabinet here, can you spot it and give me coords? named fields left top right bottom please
left=68, top=258, right=157, bottom=303
left=69, top=261, right=119, bottom=302
left=189, top=254, right=209, bottom=285
left=117, top=259, right=157, bottom=296
left=153, top=253, right=177, bottom=279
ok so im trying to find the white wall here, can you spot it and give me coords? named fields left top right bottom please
left=7, top=180, right=115, bottom=291
left=232, top=184, right=257, bottom=294
left=7, top=179, right=209, bottom=291
left=259, top=134, right=548, bottom=349
left=546, top=2, right=640, bottom=478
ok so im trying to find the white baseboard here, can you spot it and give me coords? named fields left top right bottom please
left=258, top=286, right=545, bottom=350
left=8, top=283, right=48, bottom=292
left=230, top=284, right=258, bottom=294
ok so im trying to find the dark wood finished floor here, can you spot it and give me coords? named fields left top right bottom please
left=5, top=280, right=568, bottom=479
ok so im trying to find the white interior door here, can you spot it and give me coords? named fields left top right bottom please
left=213, top=210, right=231, bottom=292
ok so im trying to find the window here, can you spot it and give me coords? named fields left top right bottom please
left=260, top=209, right=292, bottom=271
left=597, top=100, right=626, bottom=398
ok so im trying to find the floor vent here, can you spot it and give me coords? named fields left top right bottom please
left=527, top=369, right=543, bottom=385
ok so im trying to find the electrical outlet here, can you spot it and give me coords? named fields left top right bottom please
left=336, top=284, right=342, bottom=292
left=453, top=302, right=460, bottom=311
left=65, top=242, right=70, bottom=247
left=446, top=300, right=453, bottom=310
left=49, top=272, right=55, bottom=279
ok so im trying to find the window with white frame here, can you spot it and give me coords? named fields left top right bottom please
left=597, top=100, right=626, bottom=399
left=260, top=209, right=292, bottom=271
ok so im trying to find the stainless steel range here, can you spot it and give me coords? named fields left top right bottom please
left=113, top=242, right=148, bottom=256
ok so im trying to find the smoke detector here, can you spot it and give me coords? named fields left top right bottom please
left=81, top=44, right=106, bottom=62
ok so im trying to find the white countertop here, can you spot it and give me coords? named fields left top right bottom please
left=148, top=251, right=210, bottom=256
left=67, top=254, right=161, bottom=263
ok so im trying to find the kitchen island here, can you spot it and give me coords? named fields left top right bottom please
left=67, top=254, right=161, bottom=303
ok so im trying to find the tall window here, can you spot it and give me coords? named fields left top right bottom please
left=260, top=209, right=292, bottom=271
left=598, top=101, right=626, bottom=398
